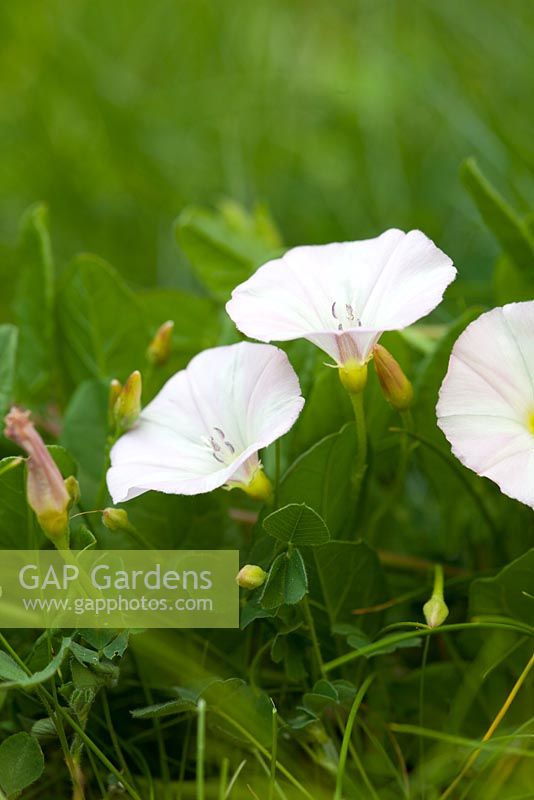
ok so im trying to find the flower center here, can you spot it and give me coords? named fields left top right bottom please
left=528, top=411, right=534, bottom=435
left=202, top=427, right=236, bottom=465
left=331, top=301, right=362, bottom=331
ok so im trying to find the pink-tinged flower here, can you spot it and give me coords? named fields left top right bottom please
left=107, top=342, right=304, bottom=503
left=226, top=229, right=456, bottom=366
left=4, top=407, right=71, bottom=546
left=437, top=302, right=534, bottom=508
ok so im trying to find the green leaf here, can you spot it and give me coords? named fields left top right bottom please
left=0, top=325, right=18, bottom=419
left=60, top=379, right=108, bottom=507
left=309, top=541, right=386, bottom=628
left=279, top=423, right=358, bottom=537
left=56, top=254, right=148, bottom=387
left=0, top=637, right=71, bottom=689
left=0, top=457, right=29, bottom=549
left=470, top=548, right=534, bottom=627
left=263, top=503, right=330, bottom=546
left=131, top=698, right=196, bottom=719
left=13, top=204, right=56, bottom=404
left=461, top=157, right=534, bottom=272
left=175, top=203, right=280, bottom=301
left=0, top=733, right=44, bottom=797
left=260, top=548, right=308, bottom=609
left=103, top=631, right=130, bottom=660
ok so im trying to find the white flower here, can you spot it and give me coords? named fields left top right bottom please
left=437, top=302, right=534, bottom=508
left=107, top=342, right=304, bottom=503
left=226, top=229, right=456, bottom=366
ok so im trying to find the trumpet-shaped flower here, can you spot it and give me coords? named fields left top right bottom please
left=226, top=229, right=456, bottom=366
left=107, top=342, right=304, bottom=503
left=437, top=302, right=534, bottom=508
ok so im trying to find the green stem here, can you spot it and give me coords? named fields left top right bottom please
left=268, top=704, right=278, bottom=800
left=349, top=392, right=367, bottom=473
left=197, top=699, right=206, bottom=800
left=301, top=596, right=325, bottom=679
left=218, top=757, right=229, bottom=800
left=323, top=622, right=534, bottom=673
left=334, top=674, right=375, bottom=800
left=0, top=634, right=142, bottom=800
left=419, top=636, right=431, bottom=800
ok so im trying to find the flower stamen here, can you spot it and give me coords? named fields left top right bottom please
left=202, top=427, right=237, bottom=464
left=332, top=300, right=362, bottom=331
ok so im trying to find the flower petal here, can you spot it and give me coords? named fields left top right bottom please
left=437, top=302, right=534, bottom=507
left=226, top=229, right=455, bottom=363
left=107, top=342, right=304, bottom=502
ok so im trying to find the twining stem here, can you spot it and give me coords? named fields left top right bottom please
left=268, top=704, right=278, bottom=800
left=197, top=699, right=207, bottom=800
left=438, top=648, right=534, bottom=800
left=301, top=595, right=325, bottom=679
left=323, top=622, right=534, bottom=673
left=334, top=674, right=375, bottom=800
left=0, top=633, right=143, bottom=800
left=349, top=392, right=367, bottom=475
left=418, top=636, right=431, bottom=800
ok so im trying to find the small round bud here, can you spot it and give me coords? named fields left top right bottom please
left=102, top=507, right=134, bottom=533
left=147, top=320, right=174, bottom=366
left=423, top=595, right=449, bottom=628
left=236, top=564, right=267, bottom=590
left=338, top=360, right=368, bottom=395
left=373, top=344, right=413, bottom=411
left=113, top=371, right=142, bottom=434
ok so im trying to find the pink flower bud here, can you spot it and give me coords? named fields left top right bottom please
left=373, top=344, right=414, bottom=411
left=4, top=407, right=71, bottom=548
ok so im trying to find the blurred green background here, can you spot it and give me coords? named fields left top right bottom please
left=0, top=0, right=533, bottom=289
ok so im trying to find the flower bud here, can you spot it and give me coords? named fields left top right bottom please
left=338, top=360, right=368, bottom=395
left=147, top=320, right=174, bottom=366
left=64, top=475, right=81, bottom=509
left=236, top=564, right=267, bottom=590
left=108, top=379, right=122, bottom=427
left=423, top=565, right=449, bottom=628
left=113, top=371, right=142, bottom=434
left=102, top=507, right=134, bottom=533
left=4, top=407, right=70, bottom=549
left=423, top=595, right=449, bottom=628
left=373, top=344, right=413, bottom=411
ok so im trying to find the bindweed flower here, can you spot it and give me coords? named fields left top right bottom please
left=4, top=407, right=71, bottom=548
left=236, top=564, right=267, bottom=590
left=437, top=302, right=534, bottom=508
left=106, top=342, right=304, bottom=503
left=227, top=229, right=456, bottom=370
left=373, top=344, right=414, bottom=410
left=147, top=320, right=174, bottom=366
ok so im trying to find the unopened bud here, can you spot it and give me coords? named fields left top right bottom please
left=373, top=344, right=413, bottom=411
left=423, top=565, right=449, bottom=628
left=338, top=360, right=368, bottom=395
left=102, top=507, right=134, bottom=533
left=236, top=564, right=267, bottom=590
left=423, top=595, right=449, bottom=628
left=113, top=371, right=142, bottom=434
left=108, top=379, right=122, bottom=427
left=147, top=320, right=174, bottom=366
left=4, top=407, right=70, bottom=549
left=64, top=476, right=80, bottom=509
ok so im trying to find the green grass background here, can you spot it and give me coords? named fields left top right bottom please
left=1, top=0, right=533, bottom=289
